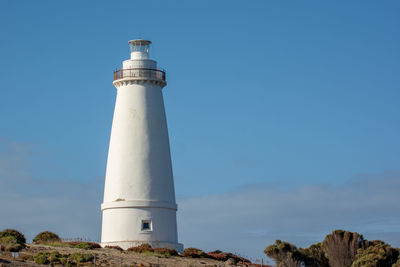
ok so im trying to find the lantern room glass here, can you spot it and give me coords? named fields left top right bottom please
left=129, top=43, right=150, bottom=54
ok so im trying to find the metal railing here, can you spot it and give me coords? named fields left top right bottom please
left=113, top=68, right=166, bottom=82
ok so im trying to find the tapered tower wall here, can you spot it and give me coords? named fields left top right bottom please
left=101, top=40, right=182, bottom=251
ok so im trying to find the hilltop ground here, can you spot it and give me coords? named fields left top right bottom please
left=0, top=244, right=268, bottom=267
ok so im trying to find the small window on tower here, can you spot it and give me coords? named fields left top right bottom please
left=141, top=220, right=152, bottom=231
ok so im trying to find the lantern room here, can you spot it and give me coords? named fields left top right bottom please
left=129, top=39, right=151, bottom=60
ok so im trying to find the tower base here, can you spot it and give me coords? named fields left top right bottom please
left=101, top=240, right=184, bottom=253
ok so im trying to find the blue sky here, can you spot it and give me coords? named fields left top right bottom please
left=1, top=0, right=399, bottom=262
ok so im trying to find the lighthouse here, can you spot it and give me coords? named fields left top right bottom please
left=101, top=39, right=183, bottom=252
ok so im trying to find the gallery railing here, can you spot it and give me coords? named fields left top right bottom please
left=113, top=68, right=166, bottom=82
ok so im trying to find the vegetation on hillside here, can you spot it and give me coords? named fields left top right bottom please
left=0, top=229, right=26, bottom=252
left=352, top=240, right=399, bottom=267
left=33, top=231, right=61, bottom=244
left=1, top=228, right=399, bottom=266
left=264, top=229, right=400, bottom=267
left=33, top=251, right=94, bottom=266
left=183, top=247, right=210, bottom=258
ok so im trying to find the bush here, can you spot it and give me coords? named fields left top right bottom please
left=33, top=231, right=61, bottom=244
left=226, top=253, right=251, bottom=264
left=183, top=247, right=209, bottom=258
left=33, top=252, right=50, bottom=265
left=153, top=247, right=178, bottom=256
left=33, top=251, right=93, bottom=266
left=48, top=251, right=63, bottom=263
left=69, top=252, right=94, bottom=264
left=300, top=243, right=330, bottom=267
left=127, top=243, right=154, bottom=253
left=393, top=257, right=400, bottom=267
left=352, top=240, right=399, bottom=267
left=0, top=229, right=26, bottom=244
left=207, top=251, right=230, bottom=261
left=264, top=240, right=305, bottom=265
left=0, top=235, right=25, bottom=252
left=33, top=251, right=65, bottom=265
left=74, top=241, right=101, bottom=250
left=264, top=230, right=400, bottom=267
left=207, top=250, right=250, bottom=263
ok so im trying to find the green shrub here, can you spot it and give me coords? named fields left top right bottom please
left=393, top=257, right=400, bottom=267
left=48, top=251, right=63, bottom=263
left=74, top=242, right=93, bottom=250
left=33, top=251, right=66, bottom=265
left=68, top=252, right=94, bottom=264
left=0, top=235, right=25, bottom=252
left=0, top=229, right=26, bottom=244
left=352, top=241, right=399, bottom=267
left=153, top=247, right=178, bottom=256
left=0, top=230, right=26, bottom=252
left=42, top=241, right=68, bottom=247
left=33, top=251, right=94, bottom=265
left=74, top=241, right=101, bottom=249
left=264, top=240, right=304, bottom=264
left=127, top=243, right=154, bottom=253
left=263, top=230, right=400, bottom=267
left=183, top=247, right=209, bottom=258
left=33, top=252, right=50, bottom=265
left=33, top=231, right=61, bottom=244
left=300, top=243, right=330, bottom=267
left=59, top=256, right=68, bottom=265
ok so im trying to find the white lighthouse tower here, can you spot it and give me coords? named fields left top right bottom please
left=101, top=39, right=183, bottom=252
